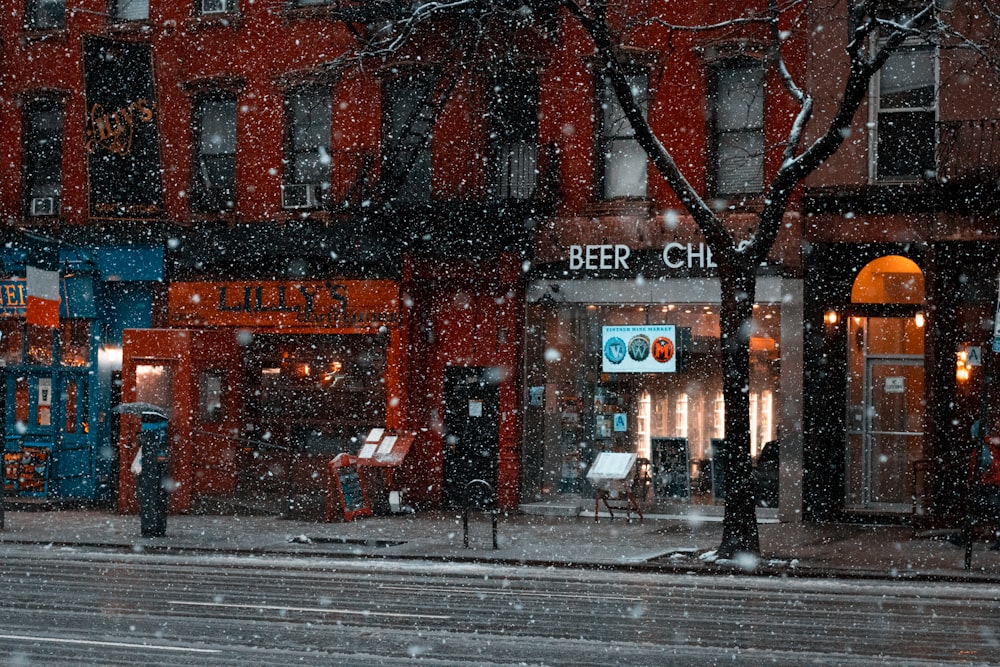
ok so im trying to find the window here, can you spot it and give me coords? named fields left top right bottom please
left=59, top=319, right=90, bottom=367
left=192, top=93, right=237, bottom=212
left=597, top=71, right=648, bottom=199
left=22, top=99, right=63, bottom=218
left=875, top=44, right=936, bottom=181
left=112, top=0, right=148, bottom=21
left=1, top=320, right=24, bottom=365
left=382, top=75, right=433, bottom=203
left=487, top=71, right=539, bottom=200
left=199, top=0, right=236, bottom=13
left=283, top=87, right=331, bottom=209
left=710, top=60, right=765, bottom=196
left=25, top=0, right=64, bottom=29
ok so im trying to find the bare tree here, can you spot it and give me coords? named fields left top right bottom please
left=564, top=0, right=996, bottom=557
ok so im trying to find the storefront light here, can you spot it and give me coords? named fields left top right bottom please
left=98, top=345, right=123, bottom=369
left=824, top=310, right=839, bottom=326
left=914, top=311, right=925, bottom=328
left=956, top=347, right=971, bottom=383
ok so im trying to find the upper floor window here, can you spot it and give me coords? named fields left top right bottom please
left=487, top=71, right=539, bottom=200
left=874, top=43, right=936, bottom=181
left=709, top=60, right=765, bottom=196
left=112, top=0, right=148, bottom=22
left=597, top=70, right=648, bottom=200
left=198, top=0, right=237, bottom=13
left=25, top=0, right=64, bottom=30
left=382, top=74, right=434, bottom=204
left=283, top=86, right=331, bottom=210
left=22, top=99, right=63, bottom=218
left=192, top=93, right=237, bottom=213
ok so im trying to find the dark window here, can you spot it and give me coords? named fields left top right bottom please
left=382, top=74, right=433, bottom=203
left=876, top=44, right=936, bottom=180
left=22, top=99, right=63, bottom=218
left=192, top=93, right=237, bottom=212
left=710, top=60, right=765, bottom=196
left=597, top=71, right=648, bottom=199
left=112, top=0, right=148, bottom=21
left=283, top=87, right=331, bottom=209
left=25, top=0, right=64, bottom=29
left=487, top=71, right=539, bottom=200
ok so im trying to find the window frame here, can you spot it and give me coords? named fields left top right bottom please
left=596, top=68, right=649, bottom=201
left=24, top=0, right=65, bottom=30
left=110, top=0, right=149, bottom=22
left=21, top=97, right=64, bottom=219
left=191, top=91, right=238, bottom=213
left=870, top=41, right=938, bottom=183
left=707, top=58, right=766, bottom=198
left=381, top=73, right=434, bottom=204
left=283, top=85, right=332, bottom=209
left=197, top=0, right=237, bottom=14
left=486, top=70, right=540, bottom=201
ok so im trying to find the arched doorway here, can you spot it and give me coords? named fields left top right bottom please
left=845, top=255, right=925, bottom=513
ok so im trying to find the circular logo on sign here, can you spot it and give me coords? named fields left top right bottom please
left=651, top=336, right=675, bottom=363
left=627, top=334, right=650, bottom=362
left=604, top=337, right=627, bottom=365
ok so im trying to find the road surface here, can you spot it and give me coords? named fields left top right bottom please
left=0, top=544, right=997, bottom=665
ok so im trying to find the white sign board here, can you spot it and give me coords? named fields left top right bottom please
left=585, top=452, right=637, bottom=491
left=602, top=325, right=677, bottom=373
left=885, top=376, right=905, bottom=394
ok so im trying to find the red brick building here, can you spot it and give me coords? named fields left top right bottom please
left=1, top=0, right=997, bottom=526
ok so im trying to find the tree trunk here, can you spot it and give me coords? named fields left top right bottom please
left=717, top=260, right=761, bottom=558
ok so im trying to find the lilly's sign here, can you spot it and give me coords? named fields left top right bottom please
left=82, top=36, right=162, bottom=220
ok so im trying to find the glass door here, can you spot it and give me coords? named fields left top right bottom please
left=847, top=357, right=924, bottom=511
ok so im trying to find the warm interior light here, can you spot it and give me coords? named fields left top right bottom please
left=957, top=347, right=971, bottom=383
left=914, top=311, right=925, bottom=328
left=824, top=310, right=839, bottom=325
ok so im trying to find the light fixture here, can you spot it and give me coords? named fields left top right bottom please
left=914, top=311, right=925, bottom=328
left=956, top=347, right=970, bottom=383
left=824, top=310, right=839, bottom=326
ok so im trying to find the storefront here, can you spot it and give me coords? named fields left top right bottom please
left=1, top=245, right=163, bottom=502
left=117, top=280, right=406, bottom=514
left=804, top=242, right=1000, bottom=523
left=522, top=235, right=804, bottom=519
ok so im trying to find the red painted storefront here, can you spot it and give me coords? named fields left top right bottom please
left=118, top=264, right=524, bottom=514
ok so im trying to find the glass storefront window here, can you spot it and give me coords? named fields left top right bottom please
left=0, top=319, right=23, bottom=365
left=523, top=298, right=781, bottom=503
left=244, top=334, right=387, bottom=454
left=26, top=324, right=54, bottom=365
left=60, top=319, right=91, bottom=366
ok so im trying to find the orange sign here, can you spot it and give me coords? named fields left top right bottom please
left=168, top=280, right=399, bottom=330
left=651, top=336, right=675, bottom=364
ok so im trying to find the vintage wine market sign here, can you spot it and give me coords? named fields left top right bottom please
left=602, top=325, right=677, bottom=373
left=82, top=36, right=163, bottom=221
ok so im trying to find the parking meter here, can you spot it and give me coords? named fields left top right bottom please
left=136, top=416, right=169, bottom=538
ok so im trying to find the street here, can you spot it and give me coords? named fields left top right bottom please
left=1, top=544, right=998, bottom=666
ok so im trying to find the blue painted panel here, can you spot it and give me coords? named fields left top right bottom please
left=92, top=247, right=164, bottom=282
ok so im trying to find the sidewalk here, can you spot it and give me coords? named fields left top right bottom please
left=3, top=501, right=1000, bottom=583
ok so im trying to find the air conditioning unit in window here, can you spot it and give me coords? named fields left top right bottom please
left=201, top=0, right=232, bottom=13
left=281, top=183, right=320, bottom=210
left=30, top=197, right=55, bottom=217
